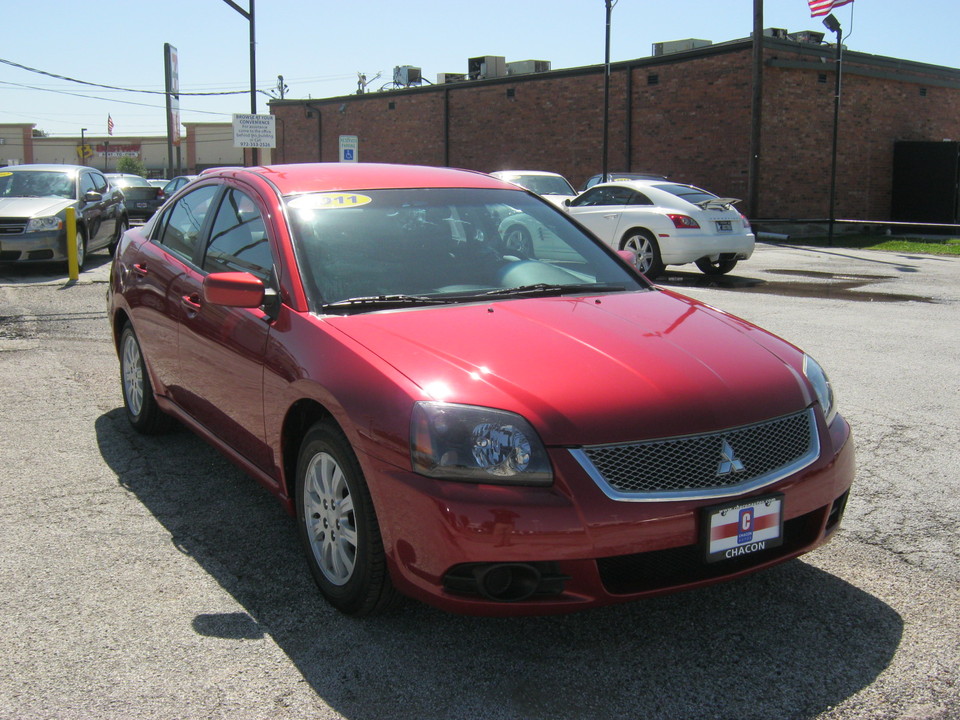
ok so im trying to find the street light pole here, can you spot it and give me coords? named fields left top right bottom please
left=601, top=0, right=614, bottom=184
left=80, top=128, right=87, bottom=165
left=222, top=0, right=258, bottom=165
left=823, top=13, right=843, bottom=247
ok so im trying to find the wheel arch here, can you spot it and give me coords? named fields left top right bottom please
left=281, top=399, right=339, bottom=501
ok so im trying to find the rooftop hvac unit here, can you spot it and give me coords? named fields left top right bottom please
left=468, top=55, right=506, bottom=80
left=437, top=72, right=466, bottom=84
left=393, top=65, right=422, bottom=87
left=651, top=39, right=712, bottom=56
left=763, top=27, right=789, bottom=38
left=788, top=30, right=825, bottom=44
left=507, top=60, right=552, bottom=75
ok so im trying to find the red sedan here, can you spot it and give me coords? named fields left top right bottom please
left=107, top=163, right=854, bottom=617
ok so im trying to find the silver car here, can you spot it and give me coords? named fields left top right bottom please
left=0, top=164, right=128, bottom=269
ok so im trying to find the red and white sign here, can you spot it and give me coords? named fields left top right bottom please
left=704, top=495, right=783, bottom=562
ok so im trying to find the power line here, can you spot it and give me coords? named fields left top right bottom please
left=0, top=79, right=230, bottom=115
left=0, top=56, right=250, bottom=96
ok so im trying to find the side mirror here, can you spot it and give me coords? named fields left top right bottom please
left=83, top=190, right=103, bottom=203
left=202, top=271, right=265, bottom=308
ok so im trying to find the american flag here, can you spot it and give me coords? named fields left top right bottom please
left=107, top=114, right=114, bottom=136
left=808, top=0, right=853, bottom=17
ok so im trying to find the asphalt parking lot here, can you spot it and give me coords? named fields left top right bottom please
left=0, top=243, right=957, bottom=720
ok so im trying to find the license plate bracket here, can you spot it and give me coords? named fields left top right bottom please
left=715, top=220, right=732, bottom=232
left=702, top=493, right=784, bottom=563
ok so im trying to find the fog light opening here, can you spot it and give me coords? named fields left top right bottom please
left=473, top=563, right=542, bottom=602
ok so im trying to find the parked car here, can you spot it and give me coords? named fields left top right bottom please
left=161, top=175, right=197, bottom=197
left=565, top=179, right=755, bottom=278
left=108, top=163, right=853, bottom=617
left=489, top=170, right=577, bottom=207
left=106, top=173, right=164, bottom=221
left=0, top=163, right=127, bottom=269
left=580, top=172, right=669, bottom=191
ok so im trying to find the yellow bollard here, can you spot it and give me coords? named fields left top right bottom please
left=66, top=207, right=78, bottom=281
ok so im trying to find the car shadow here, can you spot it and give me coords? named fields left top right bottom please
left=95, top=408, right=902, bottom=720
left=655, top=268, right=937, bottom=303
left=0, top=249, right=113, bottom=284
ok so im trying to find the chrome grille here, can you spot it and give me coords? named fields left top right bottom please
left=571, top=409, right=818, bottom=502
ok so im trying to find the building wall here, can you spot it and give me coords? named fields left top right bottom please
left=270, top=39, right=960, bottom=221
left=0, top=123, right=245, bottom=177
left=0, top=124, right=36, bottom=166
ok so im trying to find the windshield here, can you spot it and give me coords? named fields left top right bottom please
left=0, top=170, right=76, bottom=200
left=285, top=187, right=646, bottom=311
left=502, top=174, right=575, bottom=196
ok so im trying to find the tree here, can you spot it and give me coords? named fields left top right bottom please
left=116, top=156, right=147, bottom=177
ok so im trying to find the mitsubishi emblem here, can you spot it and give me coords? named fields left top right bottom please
left=718, top=439, right=745, bottom=476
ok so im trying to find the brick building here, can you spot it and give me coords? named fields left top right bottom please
left=0, top=122, right=246, bottom=178
left=269, top=34, right=960, bottom=221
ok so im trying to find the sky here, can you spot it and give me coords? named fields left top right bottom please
left=2, top=0, right=957, bottom=138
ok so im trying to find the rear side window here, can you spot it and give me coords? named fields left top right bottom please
left=202, top=189, right=273, bottom=281
left=653, top=183, right=717, bottom=204
left=156, top=185, right=219, bottom=262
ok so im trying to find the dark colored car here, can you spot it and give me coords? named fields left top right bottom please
left=106, top=173, right=165, bottom=221
left=107, top=163, right=854, bottom=617
left=161, top=175, right=197, bottom=197
left=0, top=164, right=127, bottom=268
left=580, top=172, right=669, bottom=191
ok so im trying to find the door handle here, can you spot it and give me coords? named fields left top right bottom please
left=181, top=293, right=202, bottom=313
left=132, top=263, right=148, bottom=277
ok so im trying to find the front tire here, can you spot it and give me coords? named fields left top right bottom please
left=621, top=230, right=664, bottom=279
left=296, top=421, right=398, bottom=616
left=695, top=254, right=739, bottom=275
left=119, top=324, right=173, bottom=434
left=74, top=228, right=87, bottom=271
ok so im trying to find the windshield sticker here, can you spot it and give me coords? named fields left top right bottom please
left=289, top=193, right=372, bottom=210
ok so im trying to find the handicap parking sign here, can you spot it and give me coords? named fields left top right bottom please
left=339, top=135, right=359, bottom=163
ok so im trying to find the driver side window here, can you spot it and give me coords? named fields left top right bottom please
left=156, top=185, right=219, bottom=263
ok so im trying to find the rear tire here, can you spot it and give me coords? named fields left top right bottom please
left=695, top=254, right=739, bottom=275
left=296, top=421, right=399, bottom=616
left=621, top=230, right=664, bottom=279
left=502, top=224, right=533, bottom=258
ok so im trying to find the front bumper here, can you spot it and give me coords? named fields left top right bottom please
left=0, top=228, right=66, bottom=263
left=365, top=414, right=854, bottom=616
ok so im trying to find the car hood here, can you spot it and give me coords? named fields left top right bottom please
left=324, top=289, right=812, bottom=446
left=0, top=196, right=73, bottom=217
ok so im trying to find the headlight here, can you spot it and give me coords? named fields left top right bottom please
left=410, top=401, right=553, bottom=485
left=803, top=355, right=837, bottom=425
left=26, top=216, right=63, bottom=233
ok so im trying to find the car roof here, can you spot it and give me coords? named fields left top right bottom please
left=1, top=164, right=86, bottom=173
left=201, top=163, right=514, bottom=195
left=491, top=170, right=566, bottom=178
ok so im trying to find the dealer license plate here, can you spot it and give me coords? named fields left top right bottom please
left=715, top=220, right=732, bottom=232
left=702, top=494, right=784, bottom=563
